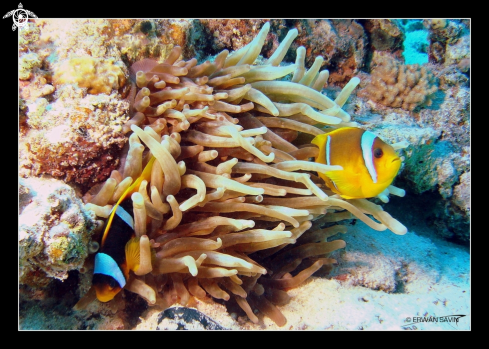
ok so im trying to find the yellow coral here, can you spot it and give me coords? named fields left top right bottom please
left=53, top=57, right=126, bottom=95
left=359, top=56, right=438, bottom=111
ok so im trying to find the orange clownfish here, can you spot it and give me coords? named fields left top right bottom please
left=91, top=157, right=156, bottom=302
left=92, top=200, right=141, bottom=302
left=311, top=127, right=401, bottom=199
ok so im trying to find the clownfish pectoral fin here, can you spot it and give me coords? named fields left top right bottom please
left=73, top=286, right=97, bottom=311
left=125, top=236, right=141, bottom=273
left=324, top=170, right=361, bottom=199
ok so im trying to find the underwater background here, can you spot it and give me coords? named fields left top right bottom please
left=18, top=19, right=470, bottom=330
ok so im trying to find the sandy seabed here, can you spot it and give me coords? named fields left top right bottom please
left=136, top=221, right=470, bottom=331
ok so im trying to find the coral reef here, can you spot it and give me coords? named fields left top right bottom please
left=19, top=87, right=129, bottom=185
left=360, top=19, right=404, bottom=52
left=35, top=19, right=118, bottom=60
left=344, top=19, right=469, bottom=242
left=19, top=177, right=98, bottom=286
left=346, top=76, right=469, bottom=243
left=19, top=75, right=55, bottom=101
left=53, top=57, right=126, bottom=95
left=19, top=52, right=42, bottom=80
left=196, top=19, right=368, bottom=87
left=19, top=19, right=134, bottom=186
left=289, top=19, right=367, bottom=86
left=196, top=19, right=269, bottom=54
left=358, top=55, right=438, bottom=111
left=425, top=19, right=469, bottom=65
left=110, top=19, right=195, bottom=63
left=412, top=85, right=470, bottom=242
left=19, top=22, right=40, bottom=52
left=452, top=172, right=470, bottom=215
left=18, top=18, right=470, bottom=330
left=444, top=34, right=470, bottom=67
left=373, top=20, right=470, bottom=242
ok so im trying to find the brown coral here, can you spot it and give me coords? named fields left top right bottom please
left=20, top=88, right=130, bottom=186
left=359, top=56, right=438, bottom=111
left=291, top=19, right=367, bottom=86
left=197, top=19, right=368, bottom=87
left=198, top=19, right=269, bottom=52
left=361, top=19, right=404, bottom=52
left=80, top=22, right=407, bottom=327
left=111, top=19, right=195, bottom=63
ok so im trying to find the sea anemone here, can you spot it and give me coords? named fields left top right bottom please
left=80, top=22, right=407, bottom=326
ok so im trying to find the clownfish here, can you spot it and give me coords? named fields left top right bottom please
left=91, top=157, right=156, bottom=302
left=311, top=127, right=401, bottom=199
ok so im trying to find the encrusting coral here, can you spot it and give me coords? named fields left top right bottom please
left=358, top=55, right=438, bottom=111
left=53, top=57, right=126, bottom=95
left=20, top=88, right=129, bottom=185
left=19, top=177, right=98, bottom=287
left=79, top=22, right=408, bottom=326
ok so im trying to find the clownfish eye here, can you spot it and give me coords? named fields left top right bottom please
left=108, top=278, right=118, bottom=289
left=374, top=148, right=383, bottom=158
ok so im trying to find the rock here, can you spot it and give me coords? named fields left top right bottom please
left=361, top=19, right=404, bottom=52
left=156, top=306, right=228, bottom=330
left=19, top=177, right=97, bottom=287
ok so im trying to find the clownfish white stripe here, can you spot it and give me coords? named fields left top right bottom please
left=116, top=205, right=134, bottom=230
left=325, top=135, right=331, bottom=166
left=361, top=131, right=377, bottom=184
left=93, top=253, right=126, bottom=288
left=325, top=135, right=338, bottom=191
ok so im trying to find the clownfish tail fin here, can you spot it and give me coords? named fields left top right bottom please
left=125, top=236, right=141, bottom=272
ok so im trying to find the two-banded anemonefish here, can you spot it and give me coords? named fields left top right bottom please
left=311, top=127, right=401, bottom=199
left=91, top=157, right=156, bottom=302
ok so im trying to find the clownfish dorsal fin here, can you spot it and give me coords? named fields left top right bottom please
left=311, top=133, right=328, bottom=148
left=101, top=156, right=156, bottom=247
left=124, top=155, right=156, bottom=199
left=125, top=236, right=141, bottom=273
